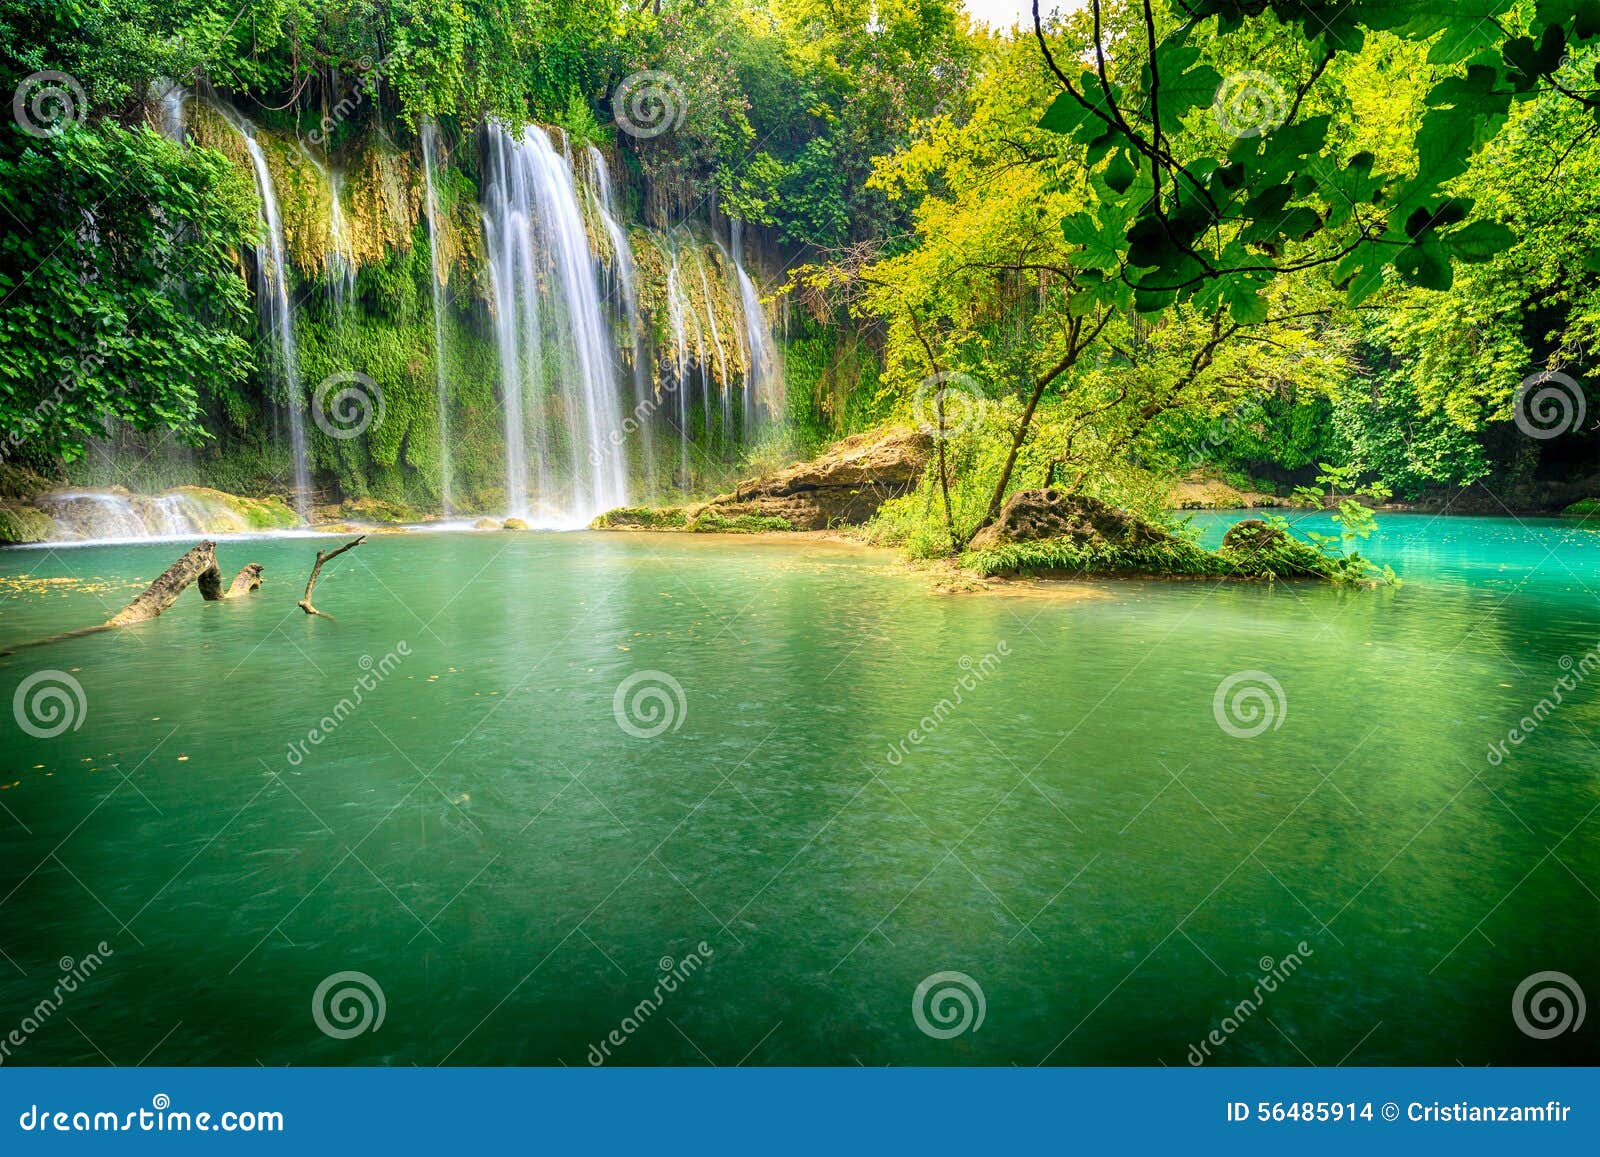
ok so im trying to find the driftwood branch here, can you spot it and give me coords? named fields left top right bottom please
left=3, top=541, right=263, bottom=654
left=298, top=536, right=365, bottom=618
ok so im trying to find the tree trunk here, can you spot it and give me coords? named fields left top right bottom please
left=110, top=541, right=224, bottom=626
left=4, top=542, right=263, bottom=653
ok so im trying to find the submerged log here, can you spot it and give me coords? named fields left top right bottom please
left=298, top=536, right=365, bottom=618
left=226, top=563, right=265, bottom=599
left=3, top=541, right=263, bottom=654
left=113, top=541, right=223, bottom=625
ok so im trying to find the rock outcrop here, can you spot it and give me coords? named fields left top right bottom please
left=697, top=428, right=930, bottom=530
left=966, top=489, right=1176, bottom=553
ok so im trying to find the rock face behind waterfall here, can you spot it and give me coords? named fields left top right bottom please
left=704, top=428, right=930, bottom=530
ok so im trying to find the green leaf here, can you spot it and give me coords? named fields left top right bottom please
left=1444, top=220, right=1515, bottom=261
left=1394, top=237, right=1454, bottom=291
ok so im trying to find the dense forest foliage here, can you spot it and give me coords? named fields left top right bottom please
left=3, top=1, right=1600, bottom=545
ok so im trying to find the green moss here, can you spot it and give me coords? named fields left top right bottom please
left=592, top=506, right=690, bottom=529
left=0, top=506, right=52, bottom=544
left=1562, top=498, right=1600, bottom=518
left=964, top=517, right=1340, bottom=581
left=339, top=495, right=423, bottom=524
left=689, top=510, right=794, bottom=533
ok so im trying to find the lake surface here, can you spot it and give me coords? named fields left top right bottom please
left=0, top=513, right=1595, bottom=1066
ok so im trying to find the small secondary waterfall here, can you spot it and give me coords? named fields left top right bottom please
left=224, top=110, right=310, bottom=518
left=664, top=246, right=692, bottom=483
left=152, top=79, right=185, bottom=142
left=482, top=122, right=628, bottom=525
left=732, top=220, right=784, bottom=431
left=421, top=122, right=454, bottom=514
left=34, top=490, right=256, bottom=542
left=584, top=146, right=657, bottom=500
left=689, top=245, right=731, bottom=441
left=325, top=170, right=356, bottom=315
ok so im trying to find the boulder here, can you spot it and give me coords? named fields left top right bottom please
left=966, top=489, right=1174, bottom=553
left=699, top=427, right=930, bottom=530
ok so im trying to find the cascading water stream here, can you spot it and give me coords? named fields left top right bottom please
left=152, top=79, right=185, bottom=141
left=220, top=107, right=310, bottom=519
left=689, top=246, right=731, bottom=442
left=421, top=122, right=454, bottom=515
left=325, top=170, right=356, bottom=315
left=481, top=122, right=628, bottom=525
left=584, top=146, right=657, bottom=500
left=731, top=219, right=784, bottom=431
left=664, top=246, right=692, bottom=485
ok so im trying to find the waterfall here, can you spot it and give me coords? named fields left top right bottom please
left=583, top=145, right=657, bottom=501
left=151, top=79, right=185, bottom=142
left=689, top=245, right=731, bottom=442
left=732, top=219, right=784, bottom=431
left=481, top=122, right=628, bottom=525
left=35, top=489, right=256, bottom=542
left=326, top=170, right=356, bottom=314
left=664, top=246, right=692, bottom=485
left=421, top=122, right=454, bottom=515
left=222, top=110, right=310, bottom=519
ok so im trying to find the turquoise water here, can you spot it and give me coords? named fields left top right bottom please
left=0, top=515, right=1595, bottom=1066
